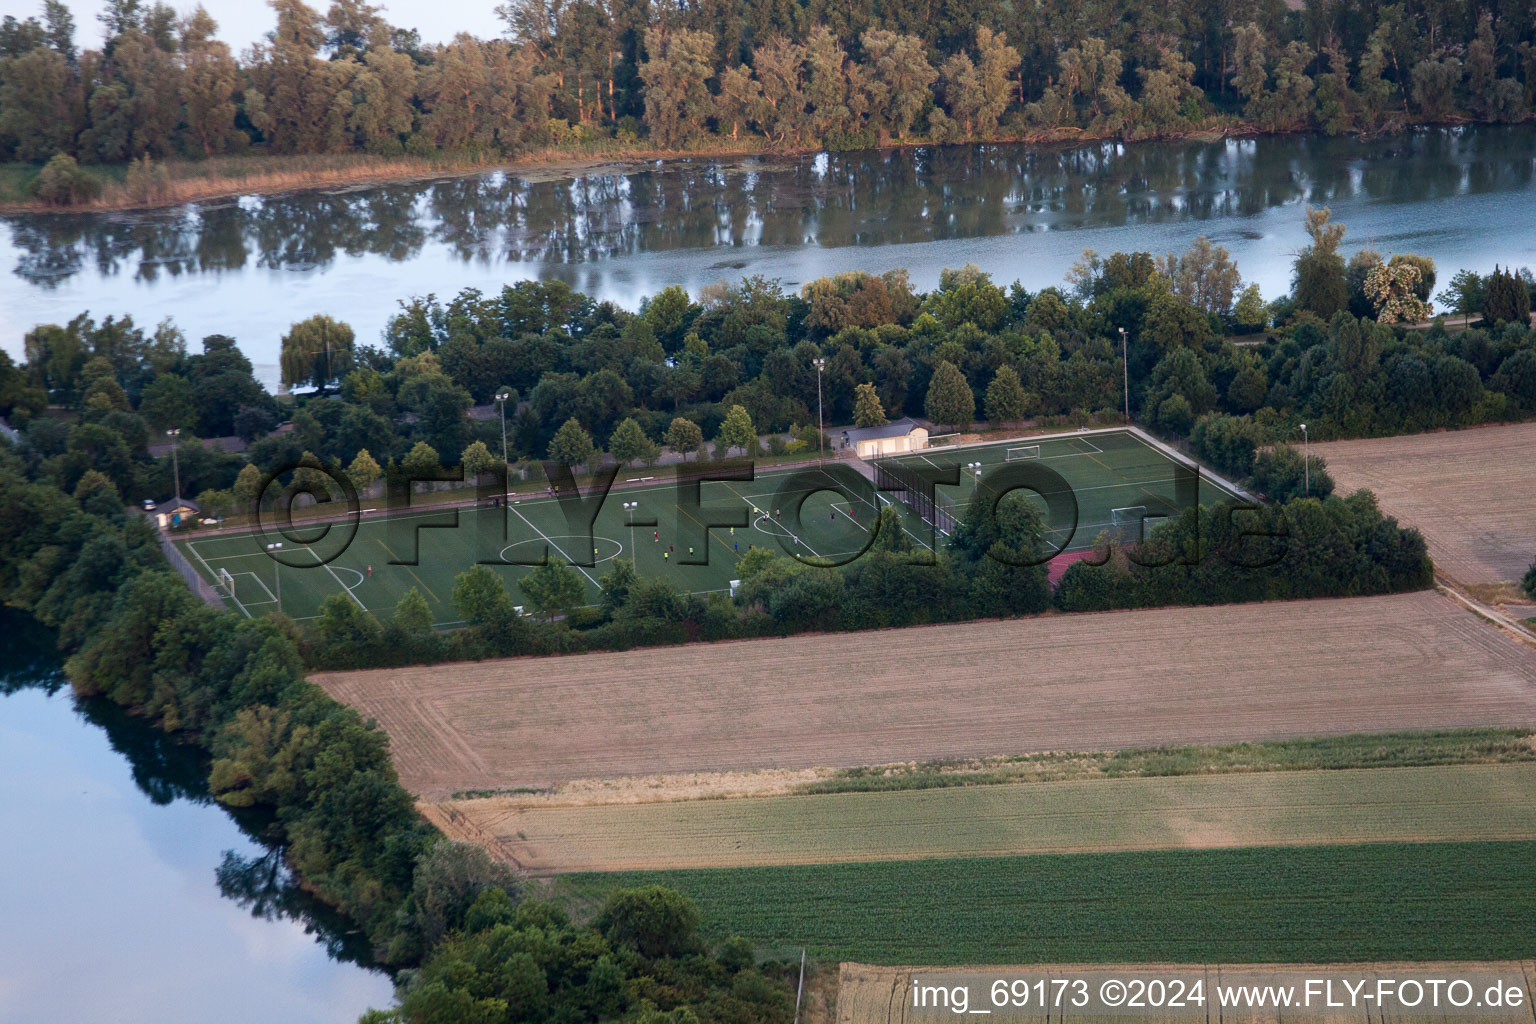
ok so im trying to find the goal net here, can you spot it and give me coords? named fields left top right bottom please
left=1005, top=445, right=1040, bottom=461
left=1110, top=505, right=1148, bottom=541
left=215, top=567, right=236, bottom=599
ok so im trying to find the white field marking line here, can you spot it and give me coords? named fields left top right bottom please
left=304, top=545, right=369, bottom=611
left=188, top=538, right=252, bottom=618
left=498, top=536, right=625, bottom=566
left=505, top=502, right=604, bottom=590
left=741, top=497, right=825, bottom=559
left=233, top=571, right=278, bottom=605
left=744, top=470, right=939, bottom=553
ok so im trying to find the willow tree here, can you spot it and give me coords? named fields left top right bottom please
left=280, top=315, right=355, bottom=391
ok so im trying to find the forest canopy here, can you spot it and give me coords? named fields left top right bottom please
left=3, top=0, right=1536, bottom=197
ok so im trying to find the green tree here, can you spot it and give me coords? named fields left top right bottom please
left=347, top=448, right=382, bottom=492
left=279, top=315, right=355, bottom=391
left=609, top=417, right=659, bottom=466
left=925, top=360, right=974, bottom=429
left=393, top=587, right=433, bottom=637
left=1293, top=206, right=1349, bottom=319
left=1484, top=266, right=1531, bottom=326
left=137, top=373, right=194, bottom=429
left=232, top=463, right=264, bottom=508
left=1159, top=237, right=1242, bottom=316
left=599, top=557, right=639, bottom=613
left=547, top=417, right=597, bottom=469
left=1524, top=558, right=1536, bottom=601
left=595, top=885, right=701, bottom=959
left=984, top=365, right=1028, bottom=425
left=453, top=564, right=516, bottom=629
left=1233, top=283, right=1268, bottom=332
left=639, top=28, right=716, bottom=147
left=716, top=404, right=756, bottom=456
left=315, top=591, right=379, bottom=646
left=860, top=29, right=935, bottom=141
left=460, top=440, right=496, bottom=478
left=852, top=382, right=887, bottom=427
left=665, top=417, right=704, bottom=461
left=28, top=153, right=101, bottom=206
left=520, top=557, right=584, bottom=621
left=402, top=441, right=441, bottom=476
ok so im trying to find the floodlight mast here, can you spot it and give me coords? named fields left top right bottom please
left=167, top=427, right=181, bottom=500
left=1118, top=327, right=1129, bottom=425
left=623, top=500, right=639, bottom=566
left=495, top=390, right=512, bottom=503
left=266, top=541, right=283, bottom=613
left=813, top=357, right=827, bottom=464
left=1299, top=423, right=1310, bottom=496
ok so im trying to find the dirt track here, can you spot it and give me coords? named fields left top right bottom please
left=315, top=590, right=1536, bottom=800
left=1311, top=422, right=1536, bottom=586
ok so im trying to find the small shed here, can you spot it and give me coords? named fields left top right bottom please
left=842, top=417, right=930, bottom=459
left=151, top=498, right=201, bottom=529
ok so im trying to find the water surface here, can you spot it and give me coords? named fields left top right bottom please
left=0, top=620, right=394, bottom=1024
left=5, top=125, right=1536, bottom=389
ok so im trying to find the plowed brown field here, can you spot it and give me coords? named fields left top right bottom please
left=315, top=590, right=1536, bottom=799
left=1310, top=422, right=1536, bottom=586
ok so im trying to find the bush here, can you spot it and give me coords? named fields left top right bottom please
left=124, top=156, right=170, bottom=204
left=29, top=153, right=103, bottom=206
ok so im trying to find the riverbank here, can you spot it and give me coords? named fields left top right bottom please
left=0, top=120, right=1250, bottom=215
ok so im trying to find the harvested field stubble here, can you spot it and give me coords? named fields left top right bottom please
left=314, top=592, right=1536, bottom=800
left=1310, top=423, right=1536, bottom=586
left=836, top=961, right=1536, bottom=1024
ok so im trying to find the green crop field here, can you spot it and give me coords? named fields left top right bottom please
left=555, top=841, right=1536, bottom=964
left=460, top=763, right=1536, bottom=873
left=174, top=427, right=1233, bottom=624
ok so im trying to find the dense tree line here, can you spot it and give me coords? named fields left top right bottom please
left=1055, top=489, right=1432, bottom=610
left=3, top=205, right=1527, bottom=557
left=0, top=437, right=797, bottom=1022
left=7, top=0, right=1536, bottom=202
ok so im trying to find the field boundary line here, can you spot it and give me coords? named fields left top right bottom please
left=1125, top=425, right=1255, bottom=504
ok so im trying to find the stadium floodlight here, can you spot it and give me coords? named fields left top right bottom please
left=266, top=541, right=283, bottom=612
left=166, top=427, right=182, bottom=500
left=623, top=500, right=640, bottom=559
left=495, top=390, right=513, bottom=502
left=967, top=461, right=983, bottom=478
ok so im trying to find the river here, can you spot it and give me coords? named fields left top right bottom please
left=5, top=124, right=1536, bottom=391
left=0, top=616, right=395, bottom=1023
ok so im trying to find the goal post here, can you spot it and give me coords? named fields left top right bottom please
left=1005, top=444, right=1041, bottom=461
left=1110, top=505, right=1148, bottom=541
left=215, top=567, right=236, bottom=599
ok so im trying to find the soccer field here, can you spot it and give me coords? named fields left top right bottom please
left=176, top=428, right=1241, bottom=625
left=176, top=461, right=905, bottom=625
left=880, top=426, right=1247, bottom=551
